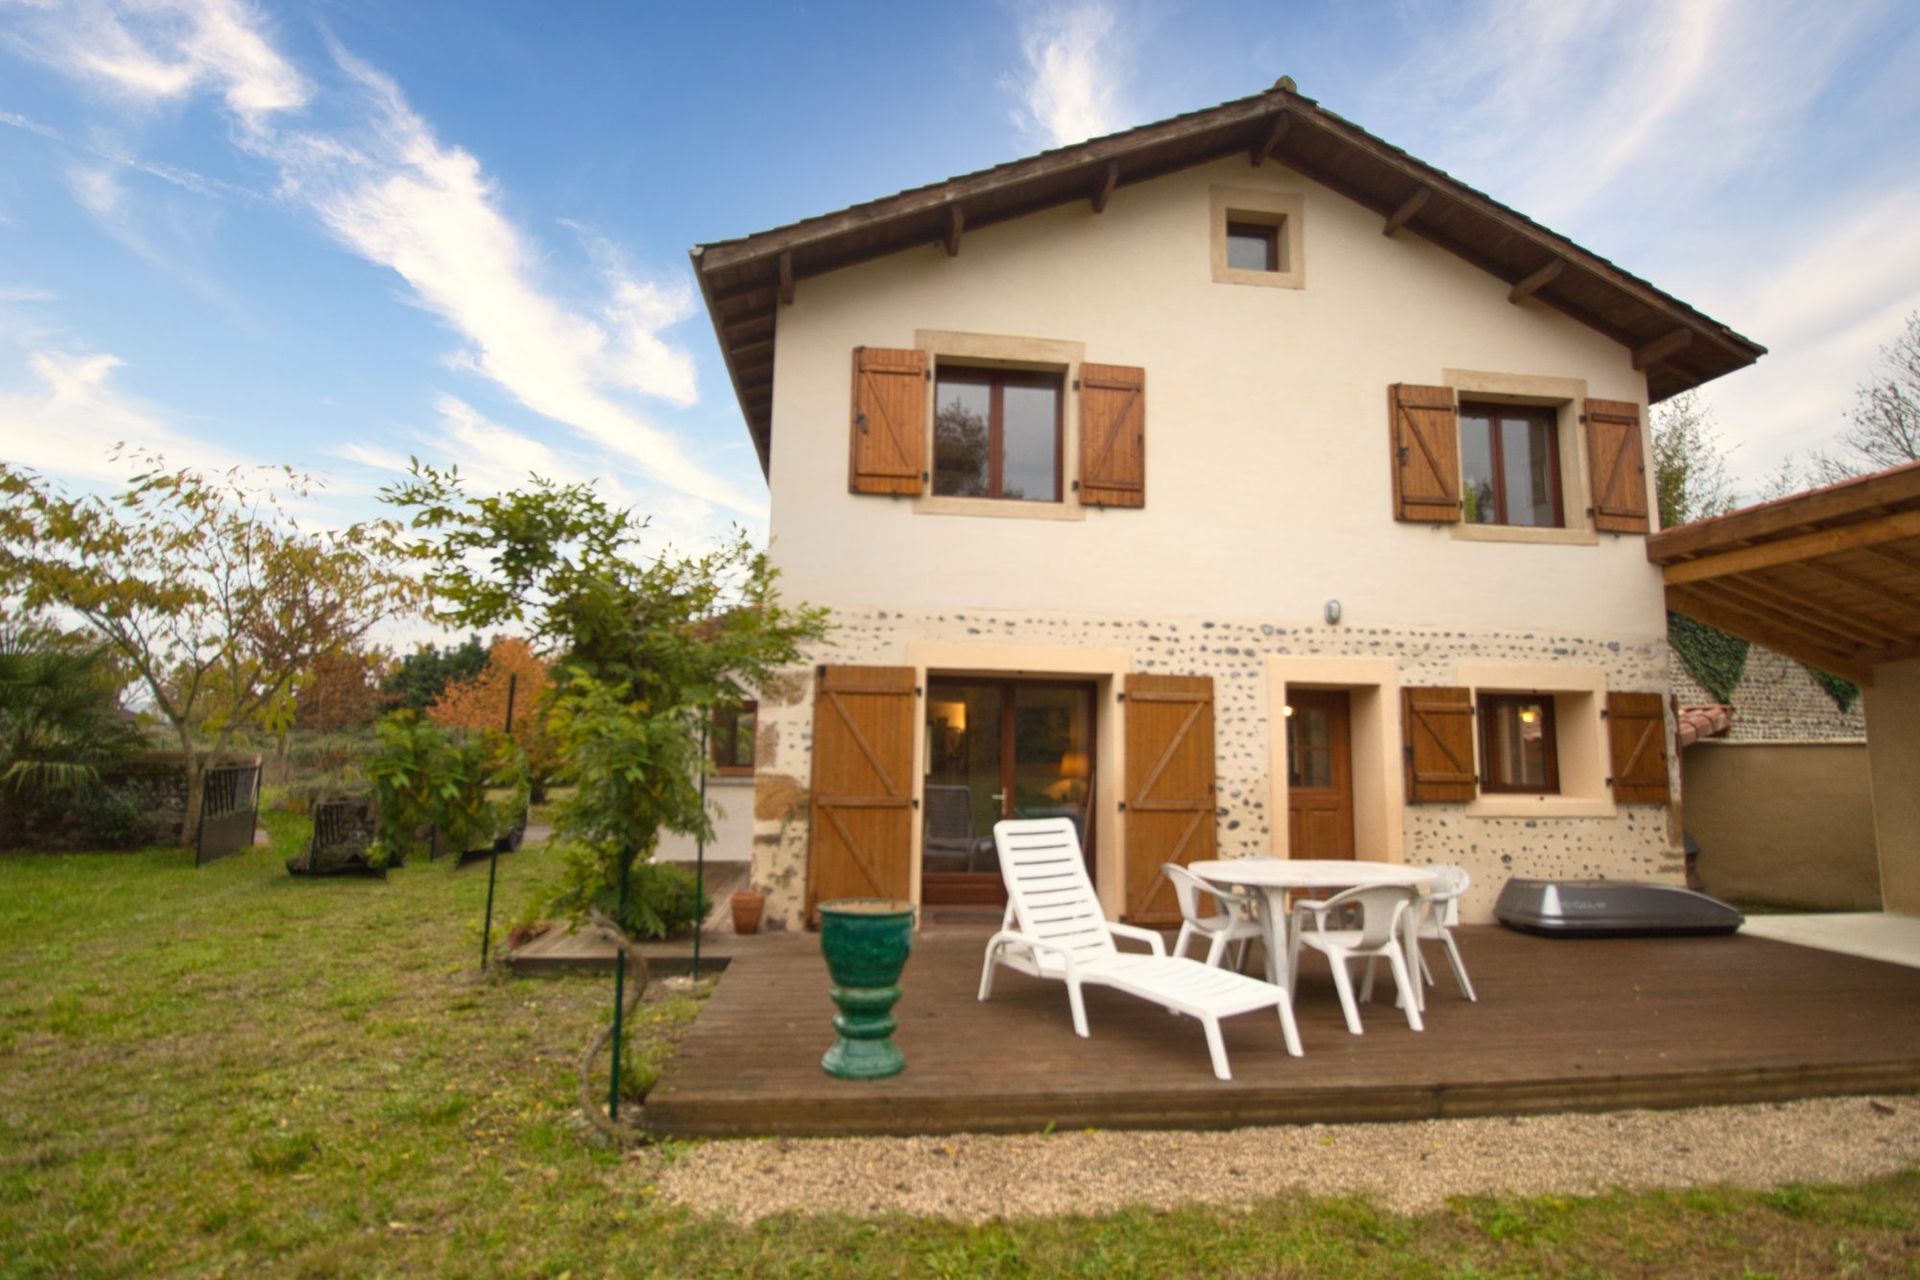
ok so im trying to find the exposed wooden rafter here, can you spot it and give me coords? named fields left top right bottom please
left=776, top=252, right=794, bottom=306
left=1250, top=111, right=1290, bottom=166
left=1632, top=328, right=1694, bottom=371
left=944, top=205, right=964, bottom=257
left=1668, top=585, right=1873, bottom=684
left=1091, top=160, right=1119, bottom=213
left=1661, top=508, right=1920, bottom=585
left=1507, top=259, right=1564, bottom=304
left=1382, top=186, right=1431, bottom=237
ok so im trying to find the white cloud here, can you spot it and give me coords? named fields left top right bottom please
left=60, top=161, right=247, bottom=318
left=6, top=0, right=308, bottom=134
left=0, top=285, right=57, bottom=304
left=0, top=348, right=250, bottom=482
left=1009, top=3, right=1127, bottom=147
left=8, top=0, right=758, bottom=519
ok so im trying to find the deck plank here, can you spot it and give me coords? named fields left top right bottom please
left=645, top=925, right=1920, bottom=1137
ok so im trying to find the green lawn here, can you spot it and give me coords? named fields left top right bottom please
left=2, top=822, right=1917, bottom=1278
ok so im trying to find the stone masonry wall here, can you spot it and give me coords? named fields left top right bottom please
left=751, top=607, right=1679, bottom=929
left=1668, top=647, right=1866, bottom=740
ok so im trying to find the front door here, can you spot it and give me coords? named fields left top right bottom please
left=1286, top=689, right=1355, bottom=859
left=922, top=679, right=1096, bottom=905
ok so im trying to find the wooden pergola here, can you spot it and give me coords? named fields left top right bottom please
left=1649, top=461, right=1920, bottom=918
left=1647, top=461, right=1920, bottom=686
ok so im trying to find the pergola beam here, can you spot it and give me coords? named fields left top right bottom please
left=1661, top=509, right=1920, bottom=585
left=1668, top=585, right=1874, bottom=684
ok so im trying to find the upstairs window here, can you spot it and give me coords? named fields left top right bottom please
left=933, top=367, right=1063, bottom=502
left=1460, top=402, right=1563, bottom=527
left=1478, top=694, right=1559, bottom=794
left=1225, top=221, right=1281, bottom=272
left=710, top=700, right=757, bottom=776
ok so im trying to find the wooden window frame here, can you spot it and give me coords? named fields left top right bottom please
left=1460, top=401, right=1565, bottom=529
left=1224, top=220, right=1280, bottom=272
left=710, top=700, right=757, bottom=777
left=1477, top=693, right=1561, bottom=795
left=931, top=365, right=1065, bottom=503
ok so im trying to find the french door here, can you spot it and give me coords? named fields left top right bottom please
left=922, top=678, right=1096, bottom=906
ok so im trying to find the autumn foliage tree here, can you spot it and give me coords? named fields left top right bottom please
left=295, top=648, right=390, bottom=734
left=427, top=636, right=558, bottom=796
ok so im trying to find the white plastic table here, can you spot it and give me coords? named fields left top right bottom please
left=1186, top=859, right=1438, bottom=1012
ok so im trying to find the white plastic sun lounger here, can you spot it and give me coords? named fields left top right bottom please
left=978, top=818, right=1303, bottom=1079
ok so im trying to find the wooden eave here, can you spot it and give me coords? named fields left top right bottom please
left=693, top=83, right=1766, bottom=478
left=1648, top=461, right=1920, bottom=685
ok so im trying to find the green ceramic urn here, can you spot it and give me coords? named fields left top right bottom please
left=817, top=898, right=915, bottom=1079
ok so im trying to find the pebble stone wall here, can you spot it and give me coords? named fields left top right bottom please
left=751, top=607, right=1681, bottom=929
left=1668, top=647, right=1867, bottom=741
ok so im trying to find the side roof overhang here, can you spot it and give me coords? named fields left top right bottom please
left=1649, top=461, right=1920, bottom=686
left=692, top=80, right=1766, bottom=478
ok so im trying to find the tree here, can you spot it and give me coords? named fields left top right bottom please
left=1806, top=311, right=1920, bottom=484
left=381, top=635, right=488, bottom=711
left=1651, top=390, right=1739, bottom=528
left=0, top=623, right=145, bottom=795
left=0, top=455, right=421, bottom=841
left=383, top=464, right=828, bottom=907
left=295, top=647, right=389, bottom=734
left=427, top=635, right=558, bottom=797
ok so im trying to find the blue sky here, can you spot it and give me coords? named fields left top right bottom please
left=3, top=0, right=1918, bottom=553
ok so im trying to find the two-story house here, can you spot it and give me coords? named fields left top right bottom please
left=690, top=79, right=1765, bottom=930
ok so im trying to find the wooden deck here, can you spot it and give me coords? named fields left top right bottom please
left=645, top=924, right=1920, bottom=1137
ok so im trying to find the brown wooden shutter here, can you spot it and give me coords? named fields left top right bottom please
left=848, top=347, right=926, bottom=495
left=1123, top=673, right=1215, bottom=924
left=1389, top=383, right=1462, bottom=522
left=1079, top=363, right=1146, bottom=507
left=1402, top=687, right=1477, bottom=802
left=1585, top=398, right=1651, bottom=533
left=805, top=665, right=917, bottom=921
left=1607, top=692, right=1671, bottom=804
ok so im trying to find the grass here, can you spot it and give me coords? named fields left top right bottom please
left=2, top=822, right=1917, bottom=1278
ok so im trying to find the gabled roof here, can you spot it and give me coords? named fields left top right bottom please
left=691, top=78, right=1766, bottom=476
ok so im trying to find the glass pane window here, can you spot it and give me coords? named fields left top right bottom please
left=1285, top=704, right=1335, bottom=789
left=710, top=701, right=757, bottom=774
left=1226, top=221, right=1279, bottom=272
left=1479, top=694, right=1559, bottom=794
left=1459, top=403, right=1563, bottom=527
left=933, top=368, right=1062, bottom=502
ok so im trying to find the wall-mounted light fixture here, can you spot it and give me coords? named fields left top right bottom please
left=1324, top=599, right=1342, bottom=626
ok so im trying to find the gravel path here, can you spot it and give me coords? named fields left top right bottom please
left=639, top=1094, right=1920, bottom=1221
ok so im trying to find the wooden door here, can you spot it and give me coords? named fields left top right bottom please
left=1123, top=673, right=1217, bottom=925
left=1286, top=689, right=1355, bottom=858
left=806, top=665, right=917, bottom=922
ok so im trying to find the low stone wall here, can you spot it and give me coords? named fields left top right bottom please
left=1669, top=647, right=1866, bottom=740
left=0, top=753, right=253, bottom=852
left=1684, top=740, right=1880, bottom=911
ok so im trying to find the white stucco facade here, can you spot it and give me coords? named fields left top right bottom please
left=742, top=155, right=1681, bottom=929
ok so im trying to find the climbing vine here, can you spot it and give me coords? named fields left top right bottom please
left=1666, top=612, right=1748, bottom=703
left=1805, top=665, right=1861, bottom=714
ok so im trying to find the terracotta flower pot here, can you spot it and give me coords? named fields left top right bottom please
left=730, top=888, right=766, bottom=935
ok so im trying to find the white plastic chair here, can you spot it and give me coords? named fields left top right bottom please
left=1288, top=884, right=1424, bottom=1035
left=1162, top=862, right=1263, bottom=971
left=979, top=818, right=1303, bottom=1078
left=1413, top=865, right=1477, bottom=1002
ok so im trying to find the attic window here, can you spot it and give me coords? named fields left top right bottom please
left=1209, top=188, right=1304, bottom=289
left=1226, top=221, right=1280, bottom=272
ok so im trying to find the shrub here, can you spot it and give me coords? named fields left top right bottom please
left=73, top=786, right=147, bottom=850
left=363, top=712, right=528, bottom=863
left=548, top=851, right=709, bottom=941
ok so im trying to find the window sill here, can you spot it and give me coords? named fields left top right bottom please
left=707, top=771, right=756, bottom=786
left=912, top=495, right=1085, bottom=522
left=1211, top=266, right=1305, bottom=290
left=1464, top=795, right=1616, bottom=819
left=1449, top=522, right=1598, bottom=547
